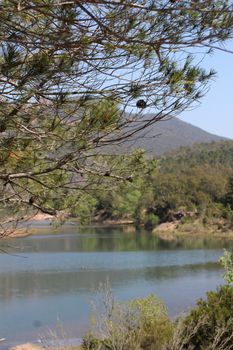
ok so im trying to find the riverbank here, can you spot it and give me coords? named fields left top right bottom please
left=9, top=344, right=82, bottom=350
left=153, top=219, right=233, bottom=239
left=9, top=344, right=44, bottom=350
left=9, top=343, right=81, bottom=350
left=3, top=212, right=233, bottom=240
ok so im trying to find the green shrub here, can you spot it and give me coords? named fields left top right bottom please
left=171, top=285, right=233, bottom=350
left=128, top=295, right=173, bottom=349
left=144, top=213, right=160, bottom=230
left=219, top=250, right=233, bottom=284
left=82, top=293, right=173, bottom=350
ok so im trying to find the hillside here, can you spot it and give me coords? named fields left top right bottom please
left=105, top=115, right=228, bottom=156
left=160, top=140, right=233, bottom=170
left=87, top=140, right=233, bottom=232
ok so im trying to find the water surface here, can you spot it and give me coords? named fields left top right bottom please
left=0, top=226, right=232, bottom=347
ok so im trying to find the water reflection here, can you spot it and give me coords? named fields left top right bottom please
left=0, top=262, right=221, bottom=301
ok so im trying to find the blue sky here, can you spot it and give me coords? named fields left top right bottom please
left=179, top=47, right=233, bottom=139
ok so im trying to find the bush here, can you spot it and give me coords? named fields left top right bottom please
left=144, top=213, right=160, bottom=230
left=219, top=250, right=233, bottom=284
left=128, top=295, right=173, bottom=349
left=82, top=291, right=173, bottom=350
left=170, top=285, right=233, bottom=350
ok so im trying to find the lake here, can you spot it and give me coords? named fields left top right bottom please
left=0, top=225, right=232, bottom=348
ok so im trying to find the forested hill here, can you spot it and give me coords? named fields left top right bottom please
left=86, top=140, right=233, bottom=231
left=107, top=116, right=227, bottom=156
left=159, top=140, right=233, bottom=171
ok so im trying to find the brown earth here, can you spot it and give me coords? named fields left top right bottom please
left=9, top=343, right=82, bottom=350
left=31, top=213, right=54, bottom=221
left=154, top=221, right=180, bottom=232
left=9, top=343, right=43, bottom=350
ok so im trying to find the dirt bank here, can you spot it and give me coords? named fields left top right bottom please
left=9, top=342, right=81, bottom=350
left=9, top=344, right=43, bottom=350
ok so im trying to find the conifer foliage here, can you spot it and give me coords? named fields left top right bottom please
left=0, top=1, right=233, bottom=235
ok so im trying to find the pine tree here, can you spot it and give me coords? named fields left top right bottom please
left=0, top=1, right=233, bottom=235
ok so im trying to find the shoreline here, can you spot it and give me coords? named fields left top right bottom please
left=2, top=211, right=233, bottom=240
left=4, top=335, right=83, bottom=350
left=8, top=343, right=82, bottom=350
left=4, top=219, right=233, bottom=240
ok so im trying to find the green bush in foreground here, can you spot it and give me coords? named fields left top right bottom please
left=82, top=294, right=173, bottom=350
left=82, top=283, right=233, bottom=350
left=171, top=285, right=233, bottom=350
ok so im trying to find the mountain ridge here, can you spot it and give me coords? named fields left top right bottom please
left=105, top=115, right=229, bottom=156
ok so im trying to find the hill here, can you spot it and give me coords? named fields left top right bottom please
left=105, top=115, right=228, bottom=156
left=89, top=140, right=233, bottom=232
left=160, top=140, right=233, bottom=170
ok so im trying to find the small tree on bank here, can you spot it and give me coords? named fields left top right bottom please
left=0, top=0, right=233, bottom=236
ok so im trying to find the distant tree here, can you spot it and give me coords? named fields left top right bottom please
left=223, top=176, right=233, bottom=209
left=0, top=0, right=233, bottom=235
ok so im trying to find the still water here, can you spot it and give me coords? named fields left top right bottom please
left=0, top=225, right=232, bottom=347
